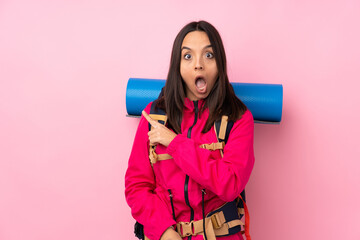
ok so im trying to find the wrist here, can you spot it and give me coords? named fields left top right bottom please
left=160, top=226, right=176, bottom=240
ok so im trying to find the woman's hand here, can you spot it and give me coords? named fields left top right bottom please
left=160, top=227, right=182, bottom=240
left=142, top=111, right=177, bottom=147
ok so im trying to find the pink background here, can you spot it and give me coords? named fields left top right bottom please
left=1, top=0, right=359, bottom=239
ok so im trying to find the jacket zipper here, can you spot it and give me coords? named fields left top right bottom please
left=184, top=101, right=198, bottom=240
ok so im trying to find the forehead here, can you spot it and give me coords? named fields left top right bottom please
left=181, top=31, right=211, bottom=48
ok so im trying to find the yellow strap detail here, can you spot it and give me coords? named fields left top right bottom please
left=149, top=114, right=167, bottom=124
left=149, top=147, right=157, bottom=164
left=199, top=142, right=225, bottom=151
left=176, top=211, right=240, bottom=239
left=213, top=115, right=229, bottom=158
left=157, top=154, right=172, bottom=161
left=148, top=114, right=170, bottom=164
left=149, top=149, right=172, bottom=164
left=213, top=218, right=243, bottom=236
left=238, top=207, right=245, bottom=215
left=177, top=218, right=216, bottom=240
left=210, top=211, right=226, bottom=229
left=227, top=219, right=244, bottom=228
left=218, top=115, right=228, bottom=141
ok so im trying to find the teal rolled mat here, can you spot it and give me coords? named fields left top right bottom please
left=126, top=78, right=283, bottom=124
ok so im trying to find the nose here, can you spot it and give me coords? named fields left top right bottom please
left=194, top=57, right=203, bottom=70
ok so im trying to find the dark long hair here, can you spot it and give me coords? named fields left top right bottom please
left=156, top=20, right=247, bottom=133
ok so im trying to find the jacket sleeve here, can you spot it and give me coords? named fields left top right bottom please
left=166, top=110, right=255, bottom=202
left=125, top=103, right=176, bottom=240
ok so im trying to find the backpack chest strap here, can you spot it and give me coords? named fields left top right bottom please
left=149, top=115, right=231, bottom=164
left=199, top=142, right=225, bottom=151
left=149, top=147, right=173, bottom=164
left=176, top=201, right=244, bottom=239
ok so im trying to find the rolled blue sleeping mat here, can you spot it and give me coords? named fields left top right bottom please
left=126, top=78, right=283, bottom=123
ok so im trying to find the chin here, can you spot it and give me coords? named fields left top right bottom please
left=196, top=94, right=209, bottom=100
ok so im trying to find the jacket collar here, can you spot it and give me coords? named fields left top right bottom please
left=184, top=98, right=205, bottom=111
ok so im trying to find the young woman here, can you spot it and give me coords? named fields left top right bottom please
left=125, top=21, right=255, bottom=240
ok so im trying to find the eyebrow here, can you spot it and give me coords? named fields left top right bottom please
left=181, top=44, right=213, bottom=51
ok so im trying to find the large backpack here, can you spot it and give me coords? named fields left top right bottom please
left=134, top=101, right=251, bottom=240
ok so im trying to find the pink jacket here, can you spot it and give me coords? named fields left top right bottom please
left=125, top=98, right=255, bottom=240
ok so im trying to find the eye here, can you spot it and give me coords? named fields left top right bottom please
left=206, top=52, right=214, bottom=59
left=184, top=53, right=192, bottom=60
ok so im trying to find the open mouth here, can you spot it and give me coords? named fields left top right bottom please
left=195, top=76, right=207, bottom=92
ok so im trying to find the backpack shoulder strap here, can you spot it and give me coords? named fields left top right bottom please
left=148, top=100, right=172, bottom=165
left=214, top=116, right=250, bottom=239
left=149, top=100, right=167, bottom=130
left=214, top=115, right=234, bottom=157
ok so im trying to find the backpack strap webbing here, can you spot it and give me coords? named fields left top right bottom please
left=149, top=114, right=167, bottom=128
left=199, top=142, right=225, bottom=151
left=214, top=116, right=234, bottom=157
left=149, top=100, right=167, bottom=127
left=148, top=101, right=173, bottom=165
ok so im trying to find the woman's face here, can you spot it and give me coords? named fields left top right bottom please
left=180, top=31, right=218, bottom=101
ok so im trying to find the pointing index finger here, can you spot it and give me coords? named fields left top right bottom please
left=142, top=110, right=158, bottom=127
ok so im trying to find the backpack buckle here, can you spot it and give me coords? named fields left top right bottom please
left=176, top=221, right=194, bottom=237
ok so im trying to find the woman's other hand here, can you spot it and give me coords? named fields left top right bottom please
left=160, top=227, right=182, bottom=240
left=142, top=111, right=177, bottom=147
